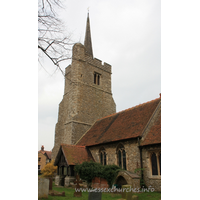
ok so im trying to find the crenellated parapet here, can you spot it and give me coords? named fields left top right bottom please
left=85, top=55, right=111, bottom=73
left=72, top=43, right=112, bottom=73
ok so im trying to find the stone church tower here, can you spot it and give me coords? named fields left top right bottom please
left=52, top=13, right=116, bottom=159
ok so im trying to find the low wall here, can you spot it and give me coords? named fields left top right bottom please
left=92, top=177, right=109, bottom=189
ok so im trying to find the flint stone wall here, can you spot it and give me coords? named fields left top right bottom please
left=52, top=43, right=116, bottom=159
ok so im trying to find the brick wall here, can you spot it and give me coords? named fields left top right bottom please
left=92, top=177, right=109, bottom=189
left=38, top=152, right=47, bottom=170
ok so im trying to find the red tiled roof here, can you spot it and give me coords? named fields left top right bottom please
left=140, top=109, right=161, bottom=146
left=61, top=144, right=93, bottom=165
left=77, top=98, right=161, bottom=146
left=38, top=150, right=52, bottom=159
left=45, top=151, right=52, bottom=159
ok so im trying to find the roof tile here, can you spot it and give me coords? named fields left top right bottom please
left=61, top=144, right=93, bottom=165
left=77, top=98, right=161, bottom=146
left=140, top=109, right=161, bottom=146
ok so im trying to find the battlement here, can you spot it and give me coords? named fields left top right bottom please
left=85, top=54, right=111, bottom=73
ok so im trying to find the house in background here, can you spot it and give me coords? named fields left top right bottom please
left=38, top=145, right=52, bottom=174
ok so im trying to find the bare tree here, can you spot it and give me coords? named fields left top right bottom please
left=38, top=0, right=73, bottom=76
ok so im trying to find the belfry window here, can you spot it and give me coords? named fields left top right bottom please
left=94, top=72, right=101, bottom=85
left=99, top=148, right=107, bottom=165
left=117, top=144, right=127, bottom=170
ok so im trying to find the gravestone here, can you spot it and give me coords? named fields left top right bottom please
left=38, top=177, right=49, bottom=199
left=88, top=190, right=102, bottom=200
left=132, top=195, right=139, bottom=200
left=122, top=185, right=132, bottom=200
left=126, top=191, right=132, bottom=200
left=49, top=191, right=65, bottom=196
left=55, top=175, right=60, bottom=186
left=73, top=174, right=82, bottom=197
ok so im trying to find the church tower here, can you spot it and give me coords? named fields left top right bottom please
left=52, top=13, right=116, bottom=159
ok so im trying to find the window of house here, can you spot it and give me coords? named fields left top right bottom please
left=150, top=151, right=161, bottom=176
left=117, top=144, right=127, bottom=170
left=38, top=157, right=41, bottom=162
left=38, top=165, right=41, bottom=170
left=94, top=72, right=101, bottom=85
left=99, top=147, right=107, bottom=165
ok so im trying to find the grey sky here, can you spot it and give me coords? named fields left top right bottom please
left=38, top=0, right=161, bottom=151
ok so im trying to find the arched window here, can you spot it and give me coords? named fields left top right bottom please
left=100, top=152, right=103, bottom=165
left=118, top=150, right=122, bottom=168
left=117, top=144, right=126, bottom=170
left=99, top=147, right=107, bottom=165
left=122, top=149, right=126, bottom=170
left=94, top=73, right=97, bottom=84
left=159, top=152, right=161, bottom=175
left=104, top=152, right=107, bottom=165
left=151, top=153, right=158, bottom=175
left=94, top=72, right=101, bottom=85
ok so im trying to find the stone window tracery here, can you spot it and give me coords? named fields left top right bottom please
left=117, top=144, right=127, bottom=170
left=151, top=153, right=158, bottom=175
left=99, top=147, right=107, bottom=165
left=150, top=151, right=161, bottom=176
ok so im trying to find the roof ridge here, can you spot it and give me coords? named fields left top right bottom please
left=97, top=97, right=161, bottom=121
left=61, top=144, right=86, bottom=148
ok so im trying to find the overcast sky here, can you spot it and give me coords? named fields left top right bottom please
left=2, top=0, right=200, bottom=198
left=38, top=0, right=161, bottom=151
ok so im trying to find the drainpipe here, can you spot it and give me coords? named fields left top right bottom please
left=139, top=146, right=144, bottom=180
left=138, top=137, right=144, bottom=183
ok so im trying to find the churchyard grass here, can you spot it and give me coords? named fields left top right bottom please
left=39, top=183, right=161, bottom=200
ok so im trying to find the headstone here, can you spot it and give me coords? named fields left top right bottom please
left=65, top=176, right=75, bottom=187
left=88, top=190, right=102, bottom=200
left=132, top=195, right=139, bottom=200
left=122, top=185, right=132, bottom=199
left=73, top=174, right=83, bottom=197
left=38, top=177, right=49, bottom=199
left=55, top=175, right=60, bottom=186
left=126, top=190, right=132, bottom=200
left=49, top=191, right=65, bottom=196
left=49, top=177, right=53, bottom=190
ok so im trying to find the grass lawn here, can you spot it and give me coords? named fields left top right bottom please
left=39, top=183, right=161, bottom=200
